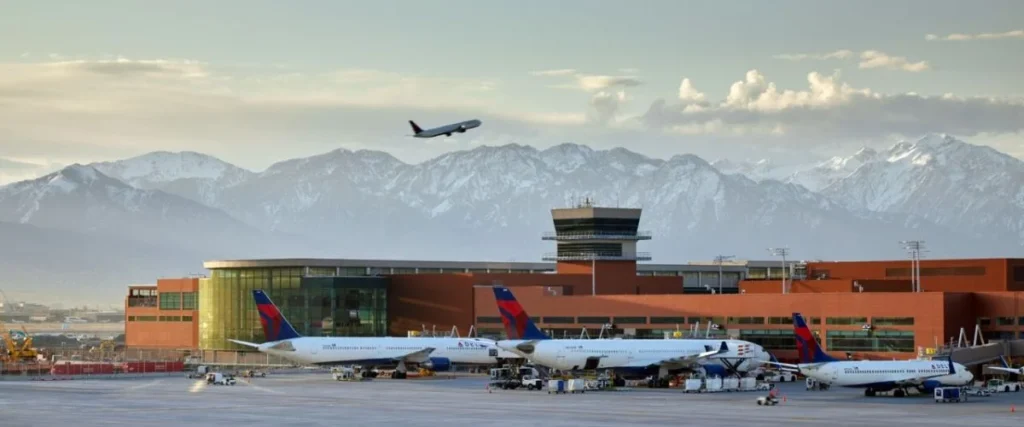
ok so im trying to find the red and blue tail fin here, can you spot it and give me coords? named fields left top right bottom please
left=793, top=312, right=836, bottom=363
left=409, top=120, right=423, bottom=134
left=492, top=286, right=549, bottom=340
left=253, top=290, right=301, bottom=341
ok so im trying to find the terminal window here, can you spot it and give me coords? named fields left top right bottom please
left=650, top=317, right=687, bottom=324
left=542, top=317, right=575, bottom=324
left=728, top=317, right=765, bottom=325
left=577, top=316, right=611, bottom=324
left=827, top=330, right=914, bottom=353
left=159, top=292, right=181, bottom=310
left=826, top=317, right=868, bottom=325
left=871, top=317, right=914, bottom=326
left=740, top=329, right=796, bottom=350
left=996, top=317, right=1015, bottom=326
left=613, top=317, right=647, bottom=324
left=768, top=317, right=793, bottom=325
left=182, top=292, right=198, bottom=310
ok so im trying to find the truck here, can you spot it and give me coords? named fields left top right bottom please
left=763, top=371, right=798, bottom=382
left=489, top=366, right=544, bottom=390
left=983, top=378, right=1022, bottom=393
left=205, top=372, right=236, bottom=385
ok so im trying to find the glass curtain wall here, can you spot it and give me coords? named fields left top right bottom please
left=199, top=268, right=387, bottom=351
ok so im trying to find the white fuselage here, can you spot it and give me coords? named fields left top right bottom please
left=258, top=336, right=520, bottom=366
left=802, top=360, right=973, bottom=389
left=498, top=339, right=769, bottom=373
left=415, top=120, right=481, bottom=138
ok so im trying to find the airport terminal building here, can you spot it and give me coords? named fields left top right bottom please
left=125, top=205, right=1024, bottom=363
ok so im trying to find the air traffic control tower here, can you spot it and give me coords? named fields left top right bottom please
left=542, top=199, right=651, bottom=295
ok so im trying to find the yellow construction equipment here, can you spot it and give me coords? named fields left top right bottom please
left=1, top=321, right=39, bottom=362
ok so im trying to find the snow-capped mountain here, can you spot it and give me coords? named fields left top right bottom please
left=92, top=151, right=254, bottom=206
left=0, top=164, right=298, bottom=256
left=823, top=134, right=1024, bottom=246
left=712, top=147, right=881, bottom=192
left=194, top=143, right=1013, bottom=261
left=2, top=136, right=1023, bottom=302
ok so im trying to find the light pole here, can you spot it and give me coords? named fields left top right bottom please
left=900, top=241, right=926, bottom=292
left=768, top=248, right=790, bottom=294
left=714, top=255, right=735, bottom=294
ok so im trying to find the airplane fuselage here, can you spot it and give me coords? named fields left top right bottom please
left=498, top=338, right=769, bottom=376
left=258, top=336, right=519, bottom=367
left=413, top=119, right=481, bottom=138
left=802, top=360, right=973, bottom=391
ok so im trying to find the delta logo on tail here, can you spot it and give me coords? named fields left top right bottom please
left=491, top=286, right=549, bottom=340
left=792, top=312, right=837, bottom=363
left=253, top=290, right=301, bottom=342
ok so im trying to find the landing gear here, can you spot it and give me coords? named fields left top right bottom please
left=894, top=389, right=906, bottom=398
left=865, top=389, right=876, bottom=397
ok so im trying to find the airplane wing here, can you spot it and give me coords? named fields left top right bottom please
left=622, top=341, right=730, bottom=369
left=985, top=366, right=1023, bottom=375
left=392, top=347, right=436, bottom=363
left=228, top=339, right=261, bottom=348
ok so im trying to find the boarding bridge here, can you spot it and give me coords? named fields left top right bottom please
left=929, top=325, right=1024, bottom=367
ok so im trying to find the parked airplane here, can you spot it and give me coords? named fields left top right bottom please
left=491, top=286, right=770, bottom=382
left=229, top=290, right=520, bottom=378
left=408, top=119, right=481, bottom=138
left=766, top=313, right=973, bottom=397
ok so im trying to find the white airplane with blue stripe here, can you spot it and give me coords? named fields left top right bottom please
left=766, top=313, right=974, bottom=397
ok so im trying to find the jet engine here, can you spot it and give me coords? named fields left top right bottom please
left=422, top=357, right=451, bottom=372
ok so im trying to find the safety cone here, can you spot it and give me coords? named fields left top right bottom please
left=783, top=395, right=787, bottom=403
left=1011, top=405, right=1015, bottom=413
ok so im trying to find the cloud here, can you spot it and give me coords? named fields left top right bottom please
left=588, top=90, right=627, bottom=125
left=575, top=75, right=642, bottom=91
left=773, top=50, right=855, bottom=61
left=926, top=29, right=1024, bottom=41
left=858, top=51, right=930, bottom=72
left=639, top=69, right=1024, bottom=140
left=530, top=69, right=642, bottom=92
left=530, top=69, right=577, bottom=77
left=774, top=49, right=929, bottom=72
left=0, top=56, right=590, bottom=169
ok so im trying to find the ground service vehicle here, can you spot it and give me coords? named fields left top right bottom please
left=934, top=387, right=965, bottom=403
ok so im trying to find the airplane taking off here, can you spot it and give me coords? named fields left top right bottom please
left=766, top=313, right=973, bottom=397
left=491, top=286, right=769, bottom=382
left=408, top=119, right=481, bottom=138
left=229, top=290, right=520, bottom=378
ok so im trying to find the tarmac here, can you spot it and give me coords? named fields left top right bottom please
left=1, top=373, right=1021, bottom=426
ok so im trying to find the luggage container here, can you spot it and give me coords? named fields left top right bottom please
left=723, top=378, right=739, bottom=391
left=704, top=377, right=723, bottom=392
left=547, top=379, right=566, bottom=394
left=739, top=377, right=758, bottom=391
left=567, top=379, right=586, bottom=394
left=684, top=378, right=703, bottom=393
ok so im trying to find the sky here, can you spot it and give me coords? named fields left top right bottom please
left=0, top=0, right=1022, bottom=182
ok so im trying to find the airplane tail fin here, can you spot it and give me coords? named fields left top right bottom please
left=492, top=286, right=550, bottom=340
left=793, top=312, right=837, bottom=363
left=409, top=120, right=423, bottom=134
left=253, top=290, right=302, bottom=341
